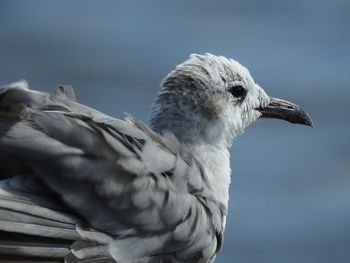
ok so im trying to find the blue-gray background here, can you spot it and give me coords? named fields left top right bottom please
left=0, top=1, right=349, bottom=262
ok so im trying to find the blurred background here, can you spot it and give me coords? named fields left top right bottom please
left=0, top=0, right=349, bottom=262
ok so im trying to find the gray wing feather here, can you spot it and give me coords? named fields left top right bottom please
left=0, top=175, right=112, bottom=262
left=54, top=85, right=77, bottom=101
left=0, top=83, right=224, bottom=262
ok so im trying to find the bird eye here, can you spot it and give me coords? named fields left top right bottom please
left=228, top=85, right=247, bottom=99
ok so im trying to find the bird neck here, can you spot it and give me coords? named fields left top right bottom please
left=150, top=102, right=233, bottom=207
left=150, top=106, right=233, bottom=148
left=151, top=111, right=233, bottom=206
left=187, top=142, right=231, bottom=208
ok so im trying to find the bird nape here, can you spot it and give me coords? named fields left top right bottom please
left=0, top=53, right=312, bottom=263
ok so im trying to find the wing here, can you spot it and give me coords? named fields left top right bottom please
left=0, top=82, right=225, bottom=262
left=0, top=175, right=114, bottom=263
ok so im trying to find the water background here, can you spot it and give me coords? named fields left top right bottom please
left=0, top=1, right=349, bottom=262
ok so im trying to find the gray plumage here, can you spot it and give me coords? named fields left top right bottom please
left=0, top=54, right=312, bottom=263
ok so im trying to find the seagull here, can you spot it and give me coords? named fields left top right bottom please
left=0, top=53, right=313, bottom=263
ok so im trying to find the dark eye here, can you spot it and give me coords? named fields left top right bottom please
left=228, top=85, right=247, bottom=100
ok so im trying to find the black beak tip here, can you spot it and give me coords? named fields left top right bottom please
left=299, top=112, right=314, bottom=128
left=281, top=112, right=314, bottom=128
left=306, top=116, right=314, bottom=128
left=280, top=107, right=314, bottom=128
left=290, top=105, right=314, bottom=128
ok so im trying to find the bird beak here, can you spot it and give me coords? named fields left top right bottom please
left=257, top=97, right=313, bottom=127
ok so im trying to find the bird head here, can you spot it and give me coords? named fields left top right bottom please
left=151, top=53, right=313, bottom=147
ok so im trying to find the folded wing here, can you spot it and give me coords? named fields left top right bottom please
left=0, top=82, right=224, bottom=262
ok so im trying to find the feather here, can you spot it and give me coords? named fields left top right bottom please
left=0, top=84, right=224, bottom=262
